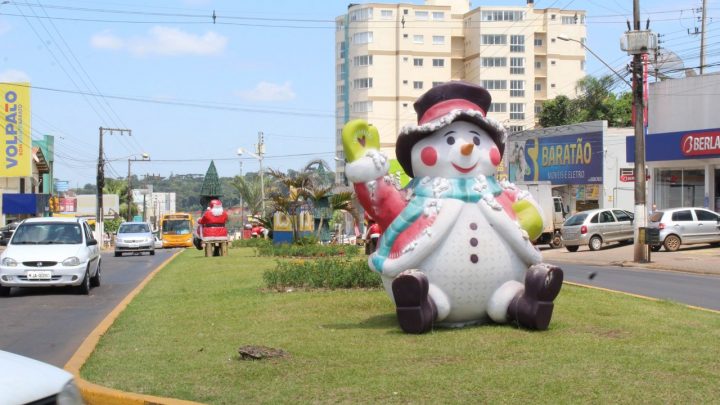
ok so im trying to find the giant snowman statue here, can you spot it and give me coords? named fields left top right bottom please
left=342, top=81, right=563, bottom=334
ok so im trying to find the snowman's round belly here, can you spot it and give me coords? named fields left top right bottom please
left=420, top=204, right=525, bottom=323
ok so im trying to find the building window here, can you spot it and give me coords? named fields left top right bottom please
left=414, top=58, right=424, bottom=66
left=551, top=38, right=556, bottom=43
left=510, top=103, right=525, bottom=120
left=353, top=78, right=373, bottom=89
left=550, top=60, right=556, bottom=65
left=415, top=10, right=429, bottom=20
left=481, top=80, right=507, bottom=90
left=432, top=11, right=445, bottom=20
left=404, top=9, right=408, bottom=15
left=535, top=105, right=542, bottom=114
left=403, top=33, right=408, bottom=38
left=534, top=82, right=542, bottom=91
left=508, top=125, right=524, bottom=132
left=413, top=81, right=424, bottom=89
left=550, top=83, right=556, bottom=88
left=403, top=80, right=408, bottom=84
left=403, top=57, right=409, bottom=62
left=550, top=14, right=556, bottom=20
left=534, top=37, right=543, bottom=46
left=403, top=103, right=408, bottom=107
left=352, top=101, right=373, bottom=112
left=380, top=9, right=393, bottom=19
left=488, top=103, right=507, bottom=113
left=510, top=35, right=525, bottom=52
left=350, top=8, right=373, bottom=22
left=482, top=57, right=507, bottom=67
left=432, top=81, right=443, bottom=87
left=481, top=10, right=524, bottom=21
left=654, top=168, right=705, bottom=208
left=510, top=80, right=525, bottom=97
left=339, top=42, right=346, bottom=58
left=432, top=58, right=445, bottom=67
left=561, top=15, right=577, bottom=25
left=535, top=61, right=542, bottom=69
left=510, top=57, right=525, bottom=74
left=354, top=55, right=373, bottom=66
left=482, top=34, right=507, bottom=45
left=353, top=31, right=373, bottom=44
left=581, top=60, right=585, bottom=70
left=413, top=34, right=424, bottom=44
left=432, top=35, right=445, bottom=45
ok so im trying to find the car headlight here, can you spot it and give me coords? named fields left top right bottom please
left=1, top=257, right=17, bottom=267
left=62, top=257, right=81, bottom=266
left=57, top=379, right=84, bottom=405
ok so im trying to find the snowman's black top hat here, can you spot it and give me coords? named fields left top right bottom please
left=395, top=81, right=507, bottom=178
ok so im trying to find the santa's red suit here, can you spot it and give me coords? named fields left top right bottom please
left=198, top=199, right=228, bottom=239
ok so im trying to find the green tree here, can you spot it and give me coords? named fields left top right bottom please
left=230, top=175, right=264, bottom=218
left=199, top=160, right=222, bottom=209
left=267, top=168, right=313, bottom=242
left=538, top=95, right=578, bottom=127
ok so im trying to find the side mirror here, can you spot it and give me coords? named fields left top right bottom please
left=87, top=239, right=98, bottom=246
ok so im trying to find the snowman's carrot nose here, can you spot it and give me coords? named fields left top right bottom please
left=461, top=143, right=474, bottom=156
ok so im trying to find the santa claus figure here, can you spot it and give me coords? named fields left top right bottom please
left=198, top=199, right=228, bottom=239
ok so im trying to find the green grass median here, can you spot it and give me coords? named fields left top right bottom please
left=82, top=247, right=720, bottom=404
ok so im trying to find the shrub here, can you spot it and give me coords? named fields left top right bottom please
left=256, top=243, right=360, bottom=258
left=263, top=257, right=382, bottom=290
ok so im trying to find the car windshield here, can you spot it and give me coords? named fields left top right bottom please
left=162, top=219, right=191, bottom=235
left=564, top=212, right=588, bottom=226
left=119, top=224, right=150, bottom=234
left=11, top=222, right=83, bottom=245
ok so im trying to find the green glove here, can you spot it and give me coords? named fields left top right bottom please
left=512, top=199, right=543, bottom=241
left=342, top=119, right=380, bottom=163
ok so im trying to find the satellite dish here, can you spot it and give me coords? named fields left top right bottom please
left=650, top=49, right=686, bottom=80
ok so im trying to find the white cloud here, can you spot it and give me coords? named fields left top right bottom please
left=236, top=81, right=296, bottom=102
left=0, top=69, right=31, bottom=83
left=90, top=26, right=227, bottom=56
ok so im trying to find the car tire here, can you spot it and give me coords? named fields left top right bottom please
left=150, top=250, right=155, bottom=256
left=0, top=286, right=10, bottom=297
left=663, top=235, right=681, bottom=252
left=589, top=236, right=603, bottom=251
left=114, top=251, right=121, bottom=257
left=565, top=245, right=579, bottom=252
left=76, top=269, right=91, bottom=295
left=90, top=263, right=101, bottom=287
left=549, top=232, right=562, bottom=249
left=650, top=245, right=662, bottom=252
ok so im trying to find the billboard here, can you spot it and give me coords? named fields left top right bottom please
left=0, top=83, right=31, bottom=177
left=505, top=131, right=603, bottom=185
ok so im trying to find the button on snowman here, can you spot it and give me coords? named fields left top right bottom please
left=343, top=81, right=563, bottom=333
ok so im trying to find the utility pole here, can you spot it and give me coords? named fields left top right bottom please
left=97, top=127, right=131, bottom=241
left=621, top=0, right=656, bottom=262
left=256, top=131, right=266, bottom=216
left=700, top=0, right=707, bottom=74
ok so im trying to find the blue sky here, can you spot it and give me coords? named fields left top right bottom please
left=0, top=0, right=715, bottom=188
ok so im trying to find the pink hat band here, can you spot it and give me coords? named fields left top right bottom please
left=418, top=99, right=486, bottom=125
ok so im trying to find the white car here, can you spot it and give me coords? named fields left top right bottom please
left=0, top=217, right=102, bottom=297
left=154, top=235, right=163, bottom=249
left=0, top=349, right=84, bottom=404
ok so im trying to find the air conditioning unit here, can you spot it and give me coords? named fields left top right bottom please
left=620, top=31, right=657, bottom=55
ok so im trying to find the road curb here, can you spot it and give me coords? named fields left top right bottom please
left=64, top=250, right=204, bottom=405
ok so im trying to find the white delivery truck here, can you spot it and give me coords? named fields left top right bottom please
left=514, top=182, right=567, bottom=248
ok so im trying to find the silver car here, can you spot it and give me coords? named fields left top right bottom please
left=114, top=222, right=155, bottom=257
left=648, top=207, right=720, bottom=252
left=561, top=208, right=635, bottom=252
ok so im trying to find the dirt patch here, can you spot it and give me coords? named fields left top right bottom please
left=238, top=345, right=289, bottom=360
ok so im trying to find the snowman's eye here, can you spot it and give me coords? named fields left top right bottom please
left=473, top=136, right=480, bottom=146
left=446, top=136, right=455, bottom=145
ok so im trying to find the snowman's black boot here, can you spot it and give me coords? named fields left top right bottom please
left=507, top=263, right=563, bottom=331
left=392, top=272, right=437, bottom=334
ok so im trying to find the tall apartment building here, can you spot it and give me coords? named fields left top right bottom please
left=335, top=0, right=586, bottom=183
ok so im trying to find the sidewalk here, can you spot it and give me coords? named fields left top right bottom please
left=539, top=242, right=720, bottom=276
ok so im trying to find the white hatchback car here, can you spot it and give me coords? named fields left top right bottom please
left=0, top=217, right=101, bottom=297
left=0, top=349, right=84, bottom=404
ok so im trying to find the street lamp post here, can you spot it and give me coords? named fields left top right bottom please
left=238, top=143, right=265, bottom=216
left=236, top=148, right=245, bottom=234
left=127, top=153, right=150, bottom=222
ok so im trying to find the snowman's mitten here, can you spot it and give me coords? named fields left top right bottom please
left=345, top=149, right=390, bottom=184
left=512, top=199, right=544, bottom=242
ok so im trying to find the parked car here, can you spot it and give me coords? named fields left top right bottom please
left=0, top=217, right=101, bottom=297
left=561, top=208, right=635, bottom=252
left=0, top=221, right=18, bottom=245
left=647, top=207, right=720, bottom=252
left=153, top=235, right=163, bottom=249
left=114, top=222, right=155, bottom=257
left=0, top=349, right=84, bottom=404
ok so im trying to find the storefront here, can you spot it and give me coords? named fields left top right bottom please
left=626, top=73, right=720, bottom=213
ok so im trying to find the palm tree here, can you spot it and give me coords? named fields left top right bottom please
left=230, top=176, right=264, bottom=218
left=266, top=168, right=313, bottom=241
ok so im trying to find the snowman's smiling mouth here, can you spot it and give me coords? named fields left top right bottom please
left=452, top=162, right=477, bottom=173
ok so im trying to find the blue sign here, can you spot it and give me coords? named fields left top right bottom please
left=626, top=127, right=720, bottom=162
left=509, top=131, right=603, bottom=185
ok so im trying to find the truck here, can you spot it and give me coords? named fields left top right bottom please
left=514, top=182, right=567, bottom=248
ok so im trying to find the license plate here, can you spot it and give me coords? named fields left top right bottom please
left=129, top=243, right=139, bottom=248
left=27, top=271, right=52, bottom=280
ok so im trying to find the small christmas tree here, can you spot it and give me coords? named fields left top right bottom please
left=200, top=160, right=222, bottom=208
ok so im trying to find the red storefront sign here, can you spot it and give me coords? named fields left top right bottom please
left=681, top=131, right=720, bottom=156
left=619, top=167, right=650, bottom=182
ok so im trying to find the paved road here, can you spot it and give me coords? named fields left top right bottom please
left=0, top=249, right=179, bottom=367
left=555, top=262, right=720, bottom=311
